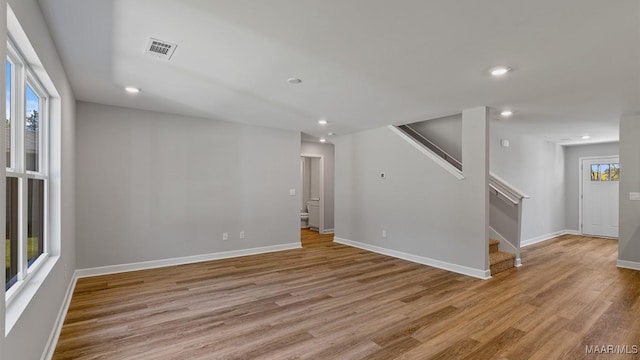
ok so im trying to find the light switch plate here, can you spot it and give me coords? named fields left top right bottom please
left=630, top=192, right=640, bottom=201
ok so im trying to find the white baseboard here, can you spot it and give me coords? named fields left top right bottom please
left=320, top=228, right=334, bottom=234
left=76, top=243, right=301, bottom=278
left=41, top=273, right=78, bottom=360
left=617, top=260, right=640, bottom=271
left=521, top=229, right=578, bottom=247
left=334, top=237, right=490, bottom=280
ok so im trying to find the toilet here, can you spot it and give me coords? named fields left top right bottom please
left=300, top=210, right=309, bottom=228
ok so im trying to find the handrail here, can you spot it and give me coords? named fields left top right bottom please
left=397, top=125, right=462, bottom=171
left=396, top=124, right=530, bottom=206
left=490, top=184, right=518, bottom=205
left=489, top=173, right=530, bottom=206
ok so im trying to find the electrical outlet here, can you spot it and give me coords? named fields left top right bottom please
left=240, top=231, right=245, bottom=239
left=222, top=232, right=228, bottom=241
left=382, top=230, right=387, bottom=238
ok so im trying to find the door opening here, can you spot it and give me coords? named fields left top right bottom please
left=580, top=156, right=619, bottom=238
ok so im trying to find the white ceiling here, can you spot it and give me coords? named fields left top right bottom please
left=38, top=0, right=640, bottom=144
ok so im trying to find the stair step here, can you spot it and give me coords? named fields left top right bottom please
left=490, top=250, right=516, bottom=275
left=489, top=239, right=499, bottom=253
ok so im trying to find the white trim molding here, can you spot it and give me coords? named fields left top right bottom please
left=75, top=243, right=301, bottom=278
left=320, top=228, right=334, bottom=234
left=334, top=237, right=490, bottom=280
left=521, top=230, right=579, bottom=247
left=41, top=274, right=78, bottom=360
left=617, top=260, right=640, bottom=271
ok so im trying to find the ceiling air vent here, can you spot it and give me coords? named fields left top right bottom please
left=144, top=38, right=177, bottom=60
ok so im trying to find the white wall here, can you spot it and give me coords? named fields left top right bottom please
left=491, top=125, right=565, bottom=242
left=76, top=102, right=300, bottom=269
left=619, top=114, right=640, bottom=268
left=2, top=0, right=76, bottom=359
left=335, top=108, right=489, bottom=276
left=563, top=142, right=619, bottom=232
left=301, top=141, right=335, bottom=231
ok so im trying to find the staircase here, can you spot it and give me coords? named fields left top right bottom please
left=489, top=239, right=515, bottom=275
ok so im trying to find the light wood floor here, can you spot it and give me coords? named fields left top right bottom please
left=301, top=228, right=334, bottom=248
left=53, top=234, right=640, bottom=359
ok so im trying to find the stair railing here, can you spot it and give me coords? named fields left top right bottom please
left=395, top=123, right=530, bottom=266
left=396, top=124, right=462, bottom=171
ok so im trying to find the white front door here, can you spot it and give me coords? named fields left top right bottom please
left=582, top=157, right=619, bottom=238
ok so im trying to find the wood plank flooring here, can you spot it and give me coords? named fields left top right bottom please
left=53, top=234, right=640, bottom=359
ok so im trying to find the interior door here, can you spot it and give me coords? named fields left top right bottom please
left=582, top=157, right=619, bottom=238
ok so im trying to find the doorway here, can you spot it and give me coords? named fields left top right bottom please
left=300, top=154, right=324, bottom=233
left=580, top=156, right=619, bottom=238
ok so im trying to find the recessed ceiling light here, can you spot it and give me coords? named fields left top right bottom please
left=581, top=135, right=591, bottom=140
left=490, top=66, right=512, bottom=76
left=125, top=86, right=140, bottom=93
left=287, top=78, right=302, bottom=84
left=500, top=110, right=513, bottom=117
left=319, top=138, right=326, bottom=143
left=318, top=119, right=328, bottom=125
left=328, top=132, right=335, bottom=136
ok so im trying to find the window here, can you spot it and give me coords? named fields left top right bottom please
left=590, top=163, right=620, bottom=182
left=5, top=39, right=49, bottom=293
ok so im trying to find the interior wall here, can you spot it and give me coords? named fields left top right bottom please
left=301, top=141, right=335, bottom=231
left=490, top=124, right=566, bottom=242
left=3, top=0, right=76, bottom=359
left=76, top=101, right=300, bottom=269
left=335, top=108, right=488, bottom=274
left=619, top=114, right=640, bottom=267
left=310, top=158, right=320, bottom=199
left=563, top=142, right=619, bottom=232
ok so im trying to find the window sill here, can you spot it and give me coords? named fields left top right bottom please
left=5, top=255, right=59, bottom=336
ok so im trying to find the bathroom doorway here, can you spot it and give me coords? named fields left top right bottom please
left=300, top=138, right=335, bottom=244
left=300, top=154, right=324, bottom=232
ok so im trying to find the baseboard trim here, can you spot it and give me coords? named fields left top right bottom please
left=521, top=229, right=578, bottom=247
left=334, top=237, right=490, bottom=280
left=41, top=273, right=78, bottom=360
left=617, top=260, right=640, bottom=271
left=76, top=243, right=301, bottom=278
left=320, top=228, right=334, bottom=234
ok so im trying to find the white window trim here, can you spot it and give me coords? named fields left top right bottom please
left=5, top=36, right=50, bottom=306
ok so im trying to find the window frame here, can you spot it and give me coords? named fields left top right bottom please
left=590, top=162, right=620, bottom=183
left=5, top=37, right=50, bottom=303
